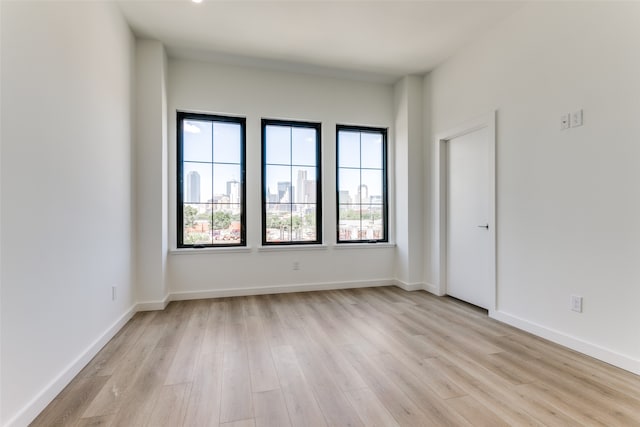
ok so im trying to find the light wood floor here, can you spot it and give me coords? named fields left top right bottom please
left=32, top=287, right=640, bottom=426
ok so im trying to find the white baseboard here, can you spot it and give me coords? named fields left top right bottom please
left=393, top=280, right=444, bottom=296
left=5, top=305, right=137, bottom=427
left=393, top=280, right=424, bottom=291
left=491, top=310, right=640, bottom=376
left=422, top=282, right=444, bottom=295
left=135, top=295, right=170, bottom=311
left=169, top=279, right=395, bottom=301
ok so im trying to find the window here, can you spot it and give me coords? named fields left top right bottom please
left=262, top=119, right=322, bottom=245
left=337, top=125, right=388, bottom=243
left=177, top=112, right=246, bottom=247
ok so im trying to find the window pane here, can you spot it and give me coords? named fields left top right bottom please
left=183, top=120, right=212, bottom=162
left=183, top=203, right=213, bottom=245
left=213, top=164, right=242, bottom=204
left=338, top=168, right=360, bottom=201
left=265, top=204, right=292, bottom=242
left=213, top=122, right=241, bottom=164
left=265, top=165, right=291, bottom=203
left=291, top=127, right=316, bottom=166
left=361, top=169, right=383, bottom=203
left=292, top=204, right=317, bottom=241
left=361, top=132, right=383, bottom=169
left=183, top=162, right=212, bottom=203
left=211, top=204, right=242, bottom=244
left=337, top=126, right=387, bottom=243
left=179, top=113, right=245, bottom=248
left=265, top=125, right=291, bottom=165
left=338, top=131, right=360, bottom=168
left=263, top=120, right=320, bottom=244
left=292, top=166, right=316, bottom=204
left=338, top=205, right=361, bottom=241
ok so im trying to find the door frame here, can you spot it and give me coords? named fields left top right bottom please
left=434, top=111, right=497, bottom=313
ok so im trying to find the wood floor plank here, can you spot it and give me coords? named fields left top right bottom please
left=220, top=348, right=253, bottom=423
left=199, top=300, right=227, bottom=356
left=106, top=338, right=178, bottom=426
left=182, top=351, right=224, bottom=427
left=74, top=415, right=113, bottom=426
left=146, top=383, right=189, bottom=427
left=253, top=389, right=292, bottom=427
left=343, top=387, right=400, bottom=427
left=33, top=287, right=640, bottom=427
left=422, top=355, right=544, bottom=426
left=78, top=311, right=157, bottom=379
left=220, top=420, right=256, bottom=427
left=444, top=395, right=510, bottom=427
left=297, top=315, right=368, bottom=392
left=80, top=322, right=166, bottom=418
left=245, top=315, right=280, bottom=393
left=293, top=344, right=365, bottom=427
left=368, top=352, right=471, bottom=426
left=164, top=300, right=210, bottom=385
left=340, top=344, right=435, bottom=426
left=270, top=345, right=327, bottom=427
left=30, top=376, right=109, bottom=426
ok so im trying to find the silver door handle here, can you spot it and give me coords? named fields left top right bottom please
left=478, top=224, right=489, bottom=229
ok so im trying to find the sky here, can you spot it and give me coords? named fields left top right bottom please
left=182, top=120, right=384, bottom=204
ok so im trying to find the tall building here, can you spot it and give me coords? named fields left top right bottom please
left=277, top=181, right=292, bottom=203
left=339, top=190, right=351, bottom=204
left=358, top=184, right=369, bottom=204
left=296, top=170, right=307, bottom=203
left=186, top=171, right=200, bottom=203
left=227, top=180, right=240, bottom=204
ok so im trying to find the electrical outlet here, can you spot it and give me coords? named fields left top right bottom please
left=571, top=109, right=583, bottom=127
left=561, top=113, right=570, bottom=130
left=112, top=285, right=117, bottom=301
left=292, top=261, right=300, bottom=271
left=570, top=295, right=583, bottom=313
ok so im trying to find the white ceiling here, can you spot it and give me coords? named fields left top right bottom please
left=118, top=1, right=524, bottom=82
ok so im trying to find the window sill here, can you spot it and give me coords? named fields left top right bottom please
left=333, top=243, right=396, bottom=250
left=258, top=244, right=328, bottom=252
left=170, top=246, right=253, bottom=255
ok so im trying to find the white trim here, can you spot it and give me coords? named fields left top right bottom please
left=170, top=246, right=253, bottom=255
left=393, top=280, right=424, bottom=291
left=257, top=245, right=328, bottom=252
left=169, top=279, right=394, bottom=301
left=491, top=310, right=640, bottom=376
left=434, top=111, right=497, bottom=312
left=334, top=243, right=396, bottom=250
left=422, top=282, right=444, bottom=296
left=135, top=295, right=170, bottom=311
left=4, top=306, right=137, bottom=427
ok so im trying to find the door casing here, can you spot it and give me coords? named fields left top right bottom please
left=433, top=111, right=497, bottom=313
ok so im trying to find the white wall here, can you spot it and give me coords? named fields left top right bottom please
left=427, top=2, right=640, bottom=372
left=164, top=60, right=396, bottom=297
left=0, top=2, right=136, bottom=425
left=135, top=40, right=169, bottom=305
left=394, top=76, right=425, bottom=288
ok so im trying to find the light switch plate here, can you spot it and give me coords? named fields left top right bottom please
left=561, top=113, right=570, bottom=130
left=571, top=109, right=583, bottom=127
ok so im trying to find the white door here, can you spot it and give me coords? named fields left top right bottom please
left=446, top=127, right=491, bottom=309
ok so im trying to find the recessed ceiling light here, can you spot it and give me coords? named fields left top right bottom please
left=192, top=0, right=203, bottom=3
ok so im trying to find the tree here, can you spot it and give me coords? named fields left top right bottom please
left=184, top=205, right=198, bottom=229
left=210, top=210, right=232, bottom=230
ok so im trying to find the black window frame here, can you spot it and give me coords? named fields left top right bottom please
left=336, top=124, right=389, bottom=244
left=261, top=118, right=322, bottom=245
left=177, top=111, right=247, bottom=248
